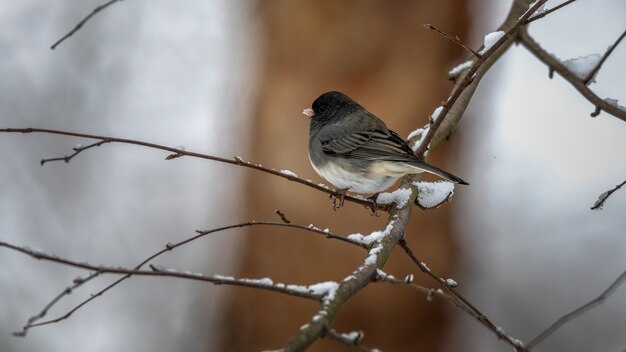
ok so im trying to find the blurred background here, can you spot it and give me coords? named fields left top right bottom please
left=1, top=1, right=625, bottom=351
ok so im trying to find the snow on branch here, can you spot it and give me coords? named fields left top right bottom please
left=519, top=28, right=626, bottom=121
left=3, top=219, right=363, bottom=337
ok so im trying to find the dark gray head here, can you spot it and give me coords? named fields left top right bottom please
left=303, top=91, right=363, bottom=128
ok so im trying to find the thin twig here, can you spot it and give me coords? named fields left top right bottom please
left=527, top=270, right=626, bottom=348
left=9, top=221, right=363, bottom=336
left=40, top=140, right=109, bottom=165
left=591, top=179, right=626, bottom=210
left=0, top=128, right=383, bottom=211
left=1, top=240, right=322, bottom=309
left=399, top=239, right=527, bottom=351
left=424, top=24, right=481, bottom=58
left=51, top=0, right=123, bottom=50
left=525, top=0, right=578, bottom=24
left=325, top=329, right=375, bottom=352
left=414, top=0, right=550, bottom=157
left=519, top=29, right=626, bottom=122
left=583, top=29, right=626, bottom=85
left=275, top=209, right=291, bottom=223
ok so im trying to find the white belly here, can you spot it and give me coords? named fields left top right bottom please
left=310, top=159, right=400, bottom=194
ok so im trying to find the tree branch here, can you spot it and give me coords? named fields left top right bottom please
left=8, top=220, right=363, bottom=336
left=519, top=29, right=626, bottom=122
left=399, top=240, right=526, bottom=351
left=0, top=128, right=382, bottom=211
left=582, top=29, right=626, bottom=85
left=423, top=24, right=481, bottom=58
left=591, top=178, right=626, bottom=210
left=525, top=0, right=578, bottom=24
left=527, top=270, right=626, bottom=349
left=414, top=0, right=549, bottom=156
left=50, top=0, right=123, bottom=50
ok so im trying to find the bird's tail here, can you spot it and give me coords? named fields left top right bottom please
left=408, top=160, right=469, bottom=185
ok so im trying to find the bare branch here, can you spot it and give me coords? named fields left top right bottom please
left=583, top=29, right=626, bottom=85
left=527, top=270, right=626, bottom=349
left=423, top=23, right=481, bottom=58
left=591, top=179, right=626, bottom=210
left=8, top=220, right=363, bottom=336
left=519, top=29, right=626, bottom=122
left=414, top=0, right=550, bottom=156
left=0, top=128, right=384, bottom=211
left=525, top=0, right=578, bottom=24
left=51, top=0, right=123, bottom=50
left=399, top=239, right=527, bottom=351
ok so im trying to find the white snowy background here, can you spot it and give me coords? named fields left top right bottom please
left=1, top=1, right=625, bottom=352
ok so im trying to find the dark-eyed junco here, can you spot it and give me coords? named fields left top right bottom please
left=303, top=91, right=468, bottom=196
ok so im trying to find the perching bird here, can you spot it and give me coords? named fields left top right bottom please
left=303, top=91, right=468, bottom=198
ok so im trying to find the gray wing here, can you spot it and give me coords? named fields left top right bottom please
left=320, top=129, right=416, bottom=161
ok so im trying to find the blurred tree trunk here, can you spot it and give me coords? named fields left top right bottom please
left=219, top=1, right=470, bottom=350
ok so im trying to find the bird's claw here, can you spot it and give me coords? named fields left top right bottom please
left=330, top=188, right=348, bottom=211
left=367, top=193, right=381, bottom=216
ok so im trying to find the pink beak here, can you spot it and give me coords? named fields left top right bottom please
left=302, top=108, right=315, bottom=117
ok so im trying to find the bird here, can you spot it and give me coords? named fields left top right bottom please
left=302, top=91, right=468, bottom=203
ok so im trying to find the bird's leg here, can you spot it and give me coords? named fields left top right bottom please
left=329, top=188, right=348, bottom=211
left=367, top=192, right=381, bottom=217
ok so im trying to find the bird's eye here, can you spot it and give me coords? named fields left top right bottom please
left=318, top=105, right=328, bottom=113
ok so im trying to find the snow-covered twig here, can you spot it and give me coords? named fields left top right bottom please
left=413, top=0, right=550, bottom=156
left=519, top=29, right=626, bottom=122
left=582, top=29, right=626, bottom=85
left=325, top=329, right=377, bottom=352
left=5, top=220, right=363, bottom=337
left=398, top=239, right=527, bottom=351
left=591, top=179, right=626, bottom=210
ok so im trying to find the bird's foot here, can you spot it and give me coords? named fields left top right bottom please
left=330, top=188, right=348, bottom=211
left=367, top=193, right=381, bottom=217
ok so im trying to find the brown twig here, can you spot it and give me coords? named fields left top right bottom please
left=40, top=140, right=109, bottom=165
left=9, top=221, right=363, bottom=336
left=399, top=239, right=527, bottom=351
left=583, top=29, right=626, bottom=85
left=525, top=0, right=578, bottom=24
left=527, top=270, right=626, bottom=349
left=0, top=128, right=382, bottom=211
left=519, top=29, right=626, bottom=122
left=414, top=0, right=550, bottom=157
left=424, top=24, right=481, bottom=58
left=275, top=209, right=291, bottom=223
left=51, top=0, right=123, bottom=50
left=325, top=329, right=375, bottom=352
left=591, top=178, right=626, bottom=210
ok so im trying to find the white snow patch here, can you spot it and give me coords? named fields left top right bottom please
left=279, top=169, right=298, bottom=177
left=561, top=54, right=601, bottom=83
left=448, top=60, right=473, bottom=77
left=408, top=125, right=430, bottom=152
left=414, top=181, right=455, bottom=208
left=308, top=281, right=339, bottom=302
left=240, top=277, right=274, bottom=286
left=376, top=188, right=412, bottom=209
left=446, top=278, right=458, bottom=287
left=479, top=31, right=505, bottom=54
left=431, top=106, right=444, bottom=122
left=365, top=244, right=383, bottom=265
left=604, top=98, right=626, bottom=112
left=348, top=221, right=396, bottom=246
